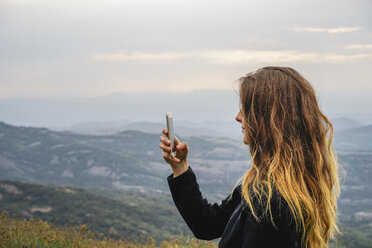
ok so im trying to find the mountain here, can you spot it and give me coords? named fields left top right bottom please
left=66, top=119, right=131, bottom=134
left=0, top=121, right=248, bottom=201
left=1, top=90, right=371, bottom=130
left=68, top=117, right=365, bottom=140
left=68, top=116, right=366, bottom=142
left=334, top=124, right=372, bottom=151
left=0, top=122, right=159, bottom=190
left=0, top=90, right=239, bottom=129
left=1, top=121, right=372, bottom=245
left=0, top=179, right=192, bottom=244
left=331, top=117, right=364, bottom=132
left=69, top=120, right=240, bottom=139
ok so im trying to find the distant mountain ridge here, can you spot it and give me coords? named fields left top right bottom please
left=334, top=124, right=372, bottom=151
left=331, top=117, right=364, bottom=132
left=1, top=90, right=371, bottom=129
left=69, top=120, right=240, bottom=139
left=0, top=90, right=239, bottom=128
left=67, top=116, right=365, bottom=140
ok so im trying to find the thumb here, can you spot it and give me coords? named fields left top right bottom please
left=174, top=136, right=180, bottom=146
left=177, top=142, right=188, bottom=151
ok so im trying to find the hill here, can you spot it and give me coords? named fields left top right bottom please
left=1, top=180, right=372, bottom=248
left=67, top=117, right=362, bottom=139
left=68, top=120, right=239, bottom=139
left=0, top=90, right=239, bottom=128
left=0, top=211, right=217, bottom=248
left=0, top=121, right=248, bottom=202
left=1, top=121, right=372, bottom=245
left=331, top=117, right=364, bottom=132
left=0, top=179, right=193, bottom=244
left=334, top=124, right=372, bottom=151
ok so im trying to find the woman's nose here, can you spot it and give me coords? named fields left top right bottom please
left=236, top=111, right=242, bottom=123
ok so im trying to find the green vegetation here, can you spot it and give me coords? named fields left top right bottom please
left=0, top=180, right=194, bottom=245
left=0, top=211, right=217, bottom=248
left=328, top=225, right=372, bottom=248
left=2, top=211, right=372, bottom=248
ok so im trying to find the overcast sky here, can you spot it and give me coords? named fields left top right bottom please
left=0, top=0, right=371, bottom=99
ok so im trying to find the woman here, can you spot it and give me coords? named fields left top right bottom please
left=159, top=66, right=340, bottom=248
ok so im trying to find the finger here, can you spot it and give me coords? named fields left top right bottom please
left=159, top=143, right=171, bottom=152
left=162, top=151, right=171, bottom=159
left=162, top=128, right=168, bottom=136
left=162, top=150, right=180, bottom=162
left=162, top=151, right=178, bottom=163
left=174, top=136, right=181, bottom=146
left=159, top=136, right=171, bottom=146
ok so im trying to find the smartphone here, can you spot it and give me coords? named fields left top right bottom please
left=166, top=112, right=176, bottom=158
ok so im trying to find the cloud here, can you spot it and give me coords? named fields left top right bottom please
left=323, top=53, right=372, bottom=63
left=199, top=50, right=315, bottom=64
left=292, top=26, right=361, bottom=34
left=91, top=50, right=315, bottom=64
left=91, top=52, right=189, bottom=62
left=91, top=50, right=372, bottom=65
left=345, top=44, right=372, bottom=49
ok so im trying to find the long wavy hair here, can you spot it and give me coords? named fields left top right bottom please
left=231, top=66, right=340, bottom=248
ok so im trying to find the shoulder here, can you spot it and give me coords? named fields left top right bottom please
left=221, top=184, right=243, bottom=207
left=231, top=184, right=244, bottom=203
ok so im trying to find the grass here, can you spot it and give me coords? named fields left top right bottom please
left=0, top=211, right=218, bottom=248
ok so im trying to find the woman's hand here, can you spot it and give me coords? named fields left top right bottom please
left=159, top=128, right=189, bottom=177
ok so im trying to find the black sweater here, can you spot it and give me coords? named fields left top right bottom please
left=167, top=166, right=303, bottom=248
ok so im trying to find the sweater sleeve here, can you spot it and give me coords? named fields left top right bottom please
left=167, top=166, right=241, bottom=240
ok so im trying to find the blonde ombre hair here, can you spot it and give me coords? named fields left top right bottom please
left=231, top=66, right=340, bottom=248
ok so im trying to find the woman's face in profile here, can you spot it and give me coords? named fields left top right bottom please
left=235, top=110, right=249, bottom=144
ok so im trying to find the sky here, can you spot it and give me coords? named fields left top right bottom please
left=0, top=0, right=371, bottom=99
